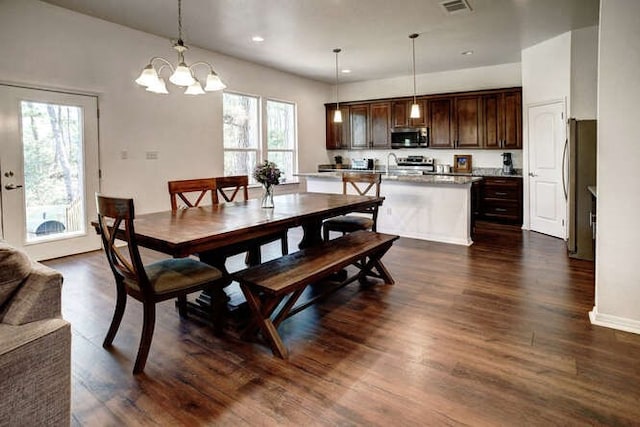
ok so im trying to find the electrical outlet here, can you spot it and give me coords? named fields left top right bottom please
left=145, top=151, right=158, bottom=160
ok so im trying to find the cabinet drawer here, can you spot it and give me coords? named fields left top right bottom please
left=483, top=200, right=520, bottom=221
left=483, top=177, right=520, bottom=188
left=483, top=186, right=519, bottom=200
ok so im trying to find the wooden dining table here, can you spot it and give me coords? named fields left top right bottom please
left=97, top=191, right=385, bottom=324
left=121, top=192, right=383, bottom=261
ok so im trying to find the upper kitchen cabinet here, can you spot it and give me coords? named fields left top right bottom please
left=370, top=102, right=392, bottom=148
left=482, top=89, right=522, bottom=149
left=453, top=95, right=482, bottom=148
left=428, top=98, right=454, bottom=148
left=392, top=98, right=428, bottom=128
left=350, top=102, right=391, bottom=149
left=325, top=105, right=350, bottom=150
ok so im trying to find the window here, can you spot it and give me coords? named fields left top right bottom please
left=223, top=93, right=297, bottom=183
left=266, top=99, right=296, bottom=183
left=223, top=92, right=259, bottom=177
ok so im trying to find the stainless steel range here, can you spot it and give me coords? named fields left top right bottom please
left=397, top=155, right=435, bottom=171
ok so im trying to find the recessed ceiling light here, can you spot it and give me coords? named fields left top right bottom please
left=252, top=36, right=265, bottom=42
left=341, top=69, right=352, bottom=74
left=461, top=50, right=474, bottom=56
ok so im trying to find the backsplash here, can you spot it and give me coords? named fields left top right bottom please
left=328, top=149, right=523, bottom=170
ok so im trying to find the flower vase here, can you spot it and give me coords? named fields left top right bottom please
left=261, top=184, right=274, bottom=208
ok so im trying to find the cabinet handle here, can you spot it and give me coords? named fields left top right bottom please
left=495, top=208, right=507, bottom=212
left=494, top=191, right=508, bottom=196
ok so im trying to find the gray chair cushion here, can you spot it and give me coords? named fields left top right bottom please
left=0, top=241, right=32, bottom=308
left=125, top=258, right=223, bottom=295
left=324, top=215, right=374, bottom=233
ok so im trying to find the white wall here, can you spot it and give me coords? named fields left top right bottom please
left=329, top=62, right=522, bottom=169
left=0, top=0, right=330, bottom=213
left=571, top=26, right=599, bottom=119
left=590, top=0, right=640, bottom=332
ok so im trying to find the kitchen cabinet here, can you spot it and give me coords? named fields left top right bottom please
left=428, top=98, right=454, bottom=148
left=454, top=95, right=482, bottom=148
left=482, top=90, right=522, bottom=149
left=349, top=102, right=391, bottom=149
left=325, top=105, right=350, bottom=150
left=370, top=102, right=391, bottom=148
left=480, top=176, right=522, bottom=224
left=392, top=99, right=427, bottom=128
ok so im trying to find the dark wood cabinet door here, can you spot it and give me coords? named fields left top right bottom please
left=482, top=94, right=501, bottom=149
left=393, top=99, right=427, bottom=128
left=392, top=101, right=408, bottom=128
left=454, top=95, right=482, bottom=148
left=350, top=104, right=369, bottom=149
left=325, top=105, right=350, bottom=149
left=428, top=98, right=454, bottom=148
left=370, top=102, right=391, bottom=148
left=502, top=90, right=522, bottom=149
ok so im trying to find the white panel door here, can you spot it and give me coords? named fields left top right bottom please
left=0, top=85, right=100, bottom=260
left=527, top=101, right=566, bottom=238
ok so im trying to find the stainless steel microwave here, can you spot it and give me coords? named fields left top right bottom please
left=391, top=127, right=429, bottom=148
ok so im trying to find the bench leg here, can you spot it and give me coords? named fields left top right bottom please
left=240, top=284, right=289, bottom=359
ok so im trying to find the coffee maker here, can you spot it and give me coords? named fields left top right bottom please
left=501, top=152, right=514, bottom=175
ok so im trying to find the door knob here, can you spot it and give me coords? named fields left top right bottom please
left=528, top=172, right=537, bottom=177
left=4, top=183, right=23, bottom=190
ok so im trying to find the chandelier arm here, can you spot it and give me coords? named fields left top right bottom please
left=189, top=61, right=217, bottom=73
left=149, top=57, right=175, bottom=73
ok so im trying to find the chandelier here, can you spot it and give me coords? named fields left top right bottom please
left=134, top=0, right=226, bottom=95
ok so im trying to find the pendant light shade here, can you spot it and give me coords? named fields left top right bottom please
left=409, top=33, right=421, bottom=119
left=333, top=48, right=343, bottom=123
left=134, top=0, right=225, bottom=95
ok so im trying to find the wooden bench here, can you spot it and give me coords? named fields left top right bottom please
left=232, top=230, right=399, bottom=358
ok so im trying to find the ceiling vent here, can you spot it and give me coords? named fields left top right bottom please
left=440, top=0, right=472, bottom=14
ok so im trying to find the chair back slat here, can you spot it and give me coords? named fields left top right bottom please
left=96, top=194, right=152, bottom=295
left=342, top=173, right=381, bottom=197
left=213, top=176, right=249, bottom=203
left=168, top=178, right=216, bottom=210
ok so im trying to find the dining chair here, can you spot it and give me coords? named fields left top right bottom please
left=322, top=172, right=382, bottom=241
left=168, top=178, right=216, bottom=210
left=95, top=194, right=228, bottom=374
left=213, top=175, right=289, bottom=262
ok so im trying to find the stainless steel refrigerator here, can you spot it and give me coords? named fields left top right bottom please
left=565, top=119, right=597, bottom=260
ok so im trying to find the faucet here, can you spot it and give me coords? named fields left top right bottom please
left=386, top=153, right=398, bottom=174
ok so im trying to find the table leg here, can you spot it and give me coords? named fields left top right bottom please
left=299, top=219, right=323, bottom=249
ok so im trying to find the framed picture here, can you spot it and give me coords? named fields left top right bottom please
left=453, top=155, right=472, bottom=173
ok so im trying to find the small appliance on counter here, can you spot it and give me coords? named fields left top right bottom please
left=501, top=152, right=514, bottom=175
left=351, top=158, right=374, bottom=170
left=396, top=155, right=434, bottom=171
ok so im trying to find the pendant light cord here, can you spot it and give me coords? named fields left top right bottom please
left=410, top=33, right=419, bottom=104
left=178, top=0, right=183, bottom=42
left=334, top=48, right=341, bottom=109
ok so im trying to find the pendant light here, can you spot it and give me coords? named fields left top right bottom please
left=409, top=33, right=421, bottom=119
left=135, top=0, right=226, bottom=95
left=333, top=48, right=343, bottom=123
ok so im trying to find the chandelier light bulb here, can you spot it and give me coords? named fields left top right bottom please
left=410, top=103, right=420, bottom=119
left=169, top=63, right=196, bottom=86
left=135, top=64, right=159, bottom=87
left=184, top=81, right=205, bottom=95
left=146, top=77, right=169, bottom=94
left=204, top=72, right=227, bottom=91
left=333, top=109, right=343, bottom=123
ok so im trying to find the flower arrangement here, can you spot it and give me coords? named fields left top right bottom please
left=253, top=160, right=282, bottom=187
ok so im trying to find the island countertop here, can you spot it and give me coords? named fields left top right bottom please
left=297, top=171, right=482, bottom=185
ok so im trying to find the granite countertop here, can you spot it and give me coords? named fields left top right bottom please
left=298, top=171, right=481, bottom=185
left=315, top=165, right=523, bottom=178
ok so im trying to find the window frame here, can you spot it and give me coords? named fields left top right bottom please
left=222, top=91, right=298, bottom=184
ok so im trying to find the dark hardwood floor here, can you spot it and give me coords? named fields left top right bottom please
left=44, top=222, right=640, bottom=426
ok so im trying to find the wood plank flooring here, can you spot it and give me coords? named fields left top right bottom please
left=44, top=222, right=640, bottom=426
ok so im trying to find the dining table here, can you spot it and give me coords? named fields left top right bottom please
left=94, top=191, right=385, bottom=321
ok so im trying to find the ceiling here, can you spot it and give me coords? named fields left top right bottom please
left=42, top=0, right=600, bottom=83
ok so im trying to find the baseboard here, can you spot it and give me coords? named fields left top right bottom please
left=589, top=306, right=640, bottom=335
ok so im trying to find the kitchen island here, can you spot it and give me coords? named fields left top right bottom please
left=298, top=171, right=482, bottom=246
